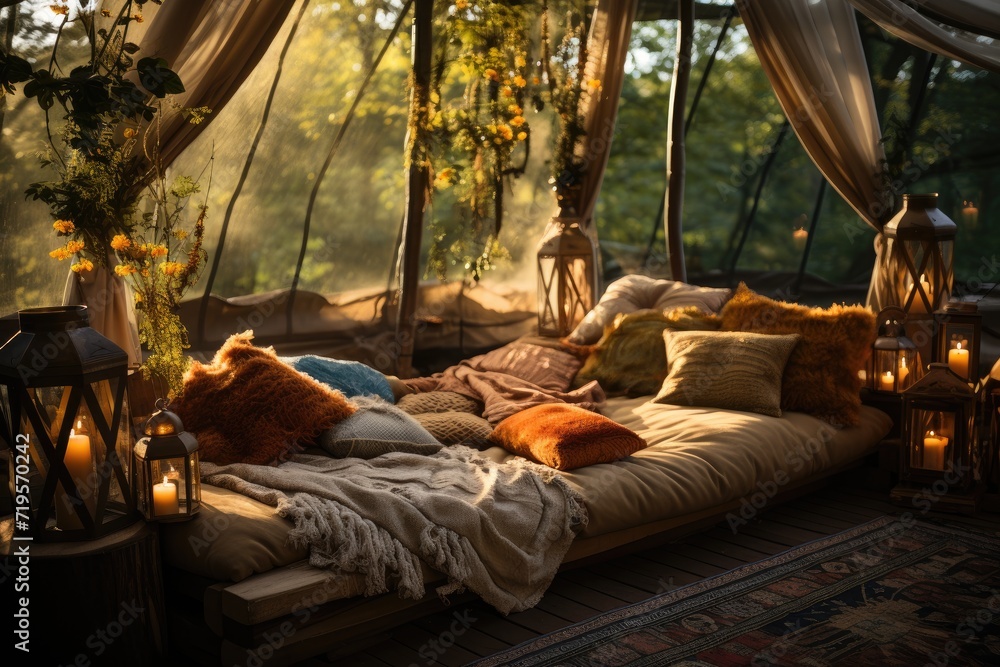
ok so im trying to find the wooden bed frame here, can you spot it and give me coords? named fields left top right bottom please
left=163, top=460, right=874, bottom=666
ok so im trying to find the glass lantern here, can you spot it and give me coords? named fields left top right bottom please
left=933, top=301, right=981, bottom=386
left=869, top=306, right=922, bottom=393
left=133, top=399, right=200, bottom=522
left=0, top=306, right=136, bottom=541
left=537, top=218, right=596, bottom=337
left=900, top=363, right=978, bottom=493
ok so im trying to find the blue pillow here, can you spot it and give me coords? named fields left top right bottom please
left=282, top=355, right=394, bottom=403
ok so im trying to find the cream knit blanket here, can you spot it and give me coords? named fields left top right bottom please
left=200, top=446, right=587, bottom=613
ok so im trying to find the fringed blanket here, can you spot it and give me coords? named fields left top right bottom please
left=201, top=446, right=587, bottom=614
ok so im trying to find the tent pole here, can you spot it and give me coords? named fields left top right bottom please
left=663, top=0, right=694, bottom=282
left=396, top=0, right=433, bottom=377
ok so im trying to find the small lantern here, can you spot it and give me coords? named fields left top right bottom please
left=897, top=363, right=980, bottom=504
left=0, top=306, right=136, bottom=541
left=869, top=306, right=923, bottom=393
left=879, top=193, right=956, bottom=318
left=537, top=218, right=596, bottom=337
left=933, top=301, right=981, bottom=385
left=133, top=399, right=200, bottom=522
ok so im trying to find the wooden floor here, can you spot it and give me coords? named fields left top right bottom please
left=289, top=480, right=997, bottom=667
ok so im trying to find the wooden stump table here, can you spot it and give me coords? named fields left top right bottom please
left=1, top=517, right=167, bottom=665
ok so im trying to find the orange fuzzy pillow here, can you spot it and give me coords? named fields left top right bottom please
left=719, top=284, right=876, bottom=427
left=172, top=332, right=356, bottom=465
left=489, top=404, right=646, bottom=470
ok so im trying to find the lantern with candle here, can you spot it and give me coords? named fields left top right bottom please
left=894, top=362, right=982, bottom=511
left=933, top=301, right=981, bottom=386
left=869, top=307, right=922, bottom=394
left=133, top=399, right=200, bottom=522
left=0, top=306, right=136, bottom=541
left=874, top=193, right=956, bottom=318
left=536, top=219, right=596, bottom=337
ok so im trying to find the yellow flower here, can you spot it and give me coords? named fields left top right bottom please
left=508, top=104, right=522, bottom=115
left=71, top=259, right=94, bottom=274
left=513, top=75, right=526, bottom=88
left=517, top=131, right=527, bottom=141
left=532, top=76, right=541, bottom=85
left=52, top=219, right=75, bottom=234
left=509, top=115, right=525, bottom=127
left=501, top=86, right=513, bottom=98
left=49, top=247, right=71, bottom=261
left=173, top=229, right=189, bottom=241
left=50, top=4, right=68, bottom=15
left=498, top=125, right=513, bottom=141
left=110, top=234, right=131, bottom=251
left=65, top=239, right=85, bottom=254
left=436, top=167, right=456, bottom=183
left=123, top=127, right=138, bottom=139
left=455, top=0, right=468, bottom=9
left=487, top=124, right=498, bottom=134
left=160, top=261, right=184, bottom=276
left=587, top=78, right=602, bottom=90
left=148, top=244, right=168, bottom=259
left=114, top=264, right=136, bottom=277
left=484, top=68, right=498, bottom=82
left=515, top=55, right=526, bottom=68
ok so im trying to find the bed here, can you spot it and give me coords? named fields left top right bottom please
left=157, top=277, right=891, bottom=665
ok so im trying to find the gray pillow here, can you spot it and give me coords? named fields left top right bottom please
left=317, top=396, right=443, bottom=459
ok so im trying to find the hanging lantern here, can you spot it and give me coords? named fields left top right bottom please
left=133, top=398, right=200, bottom=522
left=933, top=301, right=981, bottom=386
left=881, top=193, right=956, bottom=318
left=536, top=219, right=596, bottom=337
left=869, top=306, right=923, bottom=393
left=894, top=363, right=982, bottom=512
left=0, top=306, right=136, bottom=541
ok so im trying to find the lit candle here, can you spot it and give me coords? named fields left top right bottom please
left=910, top=273, right=932, bottom=313
left=880, top=371, right=895, bottom=392
left=153, top=476, right=179, bottom=516
left=962, top=201, right=979, bottom=227
left=56, top=423, right=94, bottom=530
left=948, top=342, right=970, bottom=378
left=922, top=431, right=948, bottom=471
left=897, top=357, right=909, bottom=387
left=792, top=227, right=808, bottom=251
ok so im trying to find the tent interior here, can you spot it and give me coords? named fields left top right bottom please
left=2, top=0, right=1000, bottom=665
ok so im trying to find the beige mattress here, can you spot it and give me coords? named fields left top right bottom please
left=162, top=399, right=892, bottom=581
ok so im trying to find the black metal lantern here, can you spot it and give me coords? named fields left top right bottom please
left=869, top=306, right=923, bottom=394
left=894, top=363, right=981, bottom=512
left=133, top=399, right=200, bottom=522
left=537, top=218, right=596, bottom=337
left=0, top=306, right=136, bottom=541
left=933, top=301, right=981, bottom=385
left=880, top=193, right=956, bottom=318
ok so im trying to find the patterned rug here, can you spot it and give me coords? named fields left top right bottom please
left=472, top=516, right=1000, bottom=666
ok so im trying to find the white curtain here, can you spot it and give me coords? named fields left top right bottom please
left=849, top=0, right=1000, bottom=74
left=736, top=0, right=887, bottom=231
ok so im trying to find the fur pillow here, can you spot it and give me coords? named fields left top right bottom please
left=173, top=332, right=356, bottom=465
left=574, top=307, right=722, bottom=397
left=567, top=275, right=731, bottom=345
left=489, top=404, right=646, bottom=470
left=719, top=284, right=877, bottom=426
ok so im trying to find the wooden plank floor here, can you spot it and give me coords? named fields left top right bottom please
left=321, top=481, right=999, bottom=667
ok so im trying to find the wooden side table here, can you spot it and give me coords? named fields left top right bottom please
left=1, top=518, right=167, bottom=665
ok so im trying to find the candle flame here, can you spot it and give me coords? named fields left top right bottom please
left=928, top=430, right=935, bottom=437
left=957, top=342, right=963, bottom=350
left=76, top=419, right=82, bottom=429
left=163, top=476, right=169, bottom=485
left=900, top=358, right=907, bottom=369
left=70, top=428, right=75, bottom=437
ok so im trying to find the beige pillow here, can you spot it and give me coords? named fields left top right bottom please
left=652, top=330, right=800, bottom=417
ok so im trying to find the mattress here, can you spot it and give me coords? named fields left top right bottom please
left=161, top=398, right=892, bottom=582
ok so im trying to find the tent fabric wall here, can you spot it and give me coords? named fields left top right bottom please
left=849, top=0, right=1000, bottom=74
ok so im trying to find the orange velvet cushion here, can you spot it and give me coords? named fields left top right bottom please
left=719, top=284, right=876, bottom=427
left=489, top=404, right=646, bottom=470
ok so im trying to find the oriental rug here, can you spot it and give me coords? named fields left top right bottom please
left=472, top=515, right=1000, bottom=666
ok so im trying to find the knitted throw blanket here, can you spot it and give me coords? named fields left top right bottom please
left=201, top=446, right=587, bottom=613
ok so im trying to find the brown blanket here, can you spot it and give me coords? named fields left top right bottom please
left=405, top=341, right=606, bottom=424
